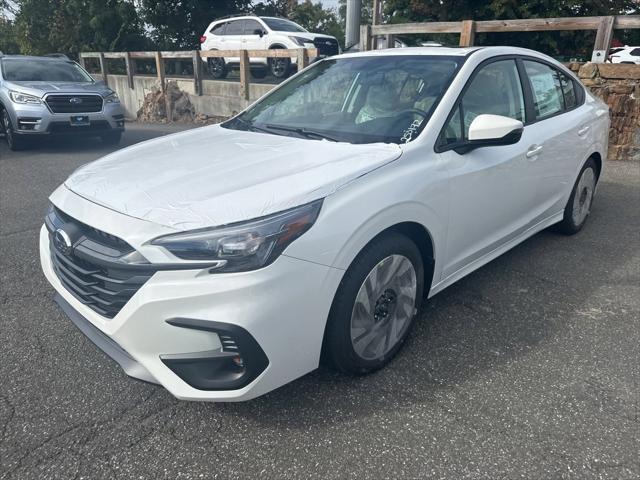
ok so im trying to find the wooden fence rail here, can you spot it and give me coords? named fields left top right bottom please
left=80, top=48, right=318, bottom=101
left=361, top=15, right=640, bottom=62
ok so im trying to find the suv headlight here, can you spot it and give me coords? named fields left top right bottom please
left=9, top=91, right=42, bottom=105
left=288, top=36, right=314, bottom=46
left=104, top=92, right=120, bottom=104
left=150, top=200, right=323, bottom=272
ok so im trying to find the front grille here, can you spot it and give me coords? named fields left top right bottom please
left=46, top=206, right=156, bottom=319
left=46, top=94, right=104, bottom=113
left=313, top=38, right=339, bottom=57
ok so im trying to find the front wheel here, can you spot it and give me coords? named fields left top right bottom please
left=269, top=55, right=291, bottom=79
left=323, top=232, right=424, bottom=374
left=2, top=109, right=27, bottom=151
left=556, top=158, right=598, bottom=235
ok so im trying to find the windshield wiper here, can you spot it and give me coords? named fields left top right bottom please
left=264, top=124, right=339, bottom=142
left=233, top=117, right=274, bottom=135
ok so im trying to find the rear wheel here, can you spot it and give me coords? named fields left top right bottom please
left=556, top=158, right=598, bottom=235
left=1, top=109, right=26, bottom=151
left=323, top=232, right=424, bottom=374
left=208, top=57, right=228, bottom=79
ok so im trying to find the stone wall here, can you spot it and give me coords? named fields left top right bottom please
left=568, top=63, right=640, bottom=162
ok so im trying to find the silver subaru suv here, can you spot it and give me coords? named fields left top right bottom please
left=0, top=53, right=125, bottom=151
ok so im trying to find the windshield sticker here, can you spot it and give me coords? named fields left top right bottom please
left=401, top=119, right=424, bottom=143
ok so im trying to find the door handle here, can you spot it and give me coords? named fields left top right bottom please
left=526, top=145, right=543, bottom=158
left=578, top=125, right=590, bottom=136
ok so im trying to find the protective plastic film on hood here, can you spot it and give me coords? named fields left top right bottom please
left=65, top=125, right=402, bottom=231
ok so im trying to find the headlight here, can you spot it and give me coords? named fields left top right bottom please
left=9, top=91, right=42, bottom=105
left=150, top=200, right=323, bottom=272
left=289, top=36, right=314, bottom=46
left=104, top=92, right=120, bottom=103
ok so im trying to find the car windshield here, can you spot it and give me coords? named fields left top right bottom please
left=223, top=55, right=463, bottom=144
left=1, top=59, right=94, bottom=82
left=261, top=17, right=307, bottom=32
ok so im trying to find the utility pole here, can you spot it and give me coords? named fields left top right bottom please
left=345, top=0, right=362, bottom=50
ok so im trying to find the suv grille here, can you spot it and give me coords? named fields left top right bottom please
left=46, top=94, right=104, bottom=113
left=313, top=38, right=339, bottom=57
left=46, top=206, right=156, bottom=319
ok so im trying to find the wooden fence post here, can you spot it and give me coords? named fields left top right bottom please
left=385, top=34, right=394, bottom=48
left=360, top=25, right=372, bottom=51
left=125, top=51, right=134, bottom=89
left=592, top=16, right=615, bottom=63
left=459, top=20, right=476, bottom=47
left=297, top=48, right=309, bottom=72
left=98, top=52, right=108, bottom=86
left=79, top=55, right=86, bottom=70
left=239, top=50, right=250, bottom=102
left=155, top=51, right=172, bottom=121
left=193, top=51, right=203, bottom=96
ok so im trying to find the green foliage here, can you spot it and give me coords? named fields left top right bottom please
left=0, top=17, right=20, bottom=53
left=381, top=0, right=639, bottom=58
left=291, top=0, right=343, bottom=44
left=11, top=0, right=148, bottom=56
left=138, top=0, right=253, bottom=50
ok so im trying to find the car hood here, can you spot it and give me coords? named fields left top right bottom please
left=64, top=125, right=402, bottom=231
left=276, top=31, right=336, bottom=41
left=4, top=81, right=111, bottom=97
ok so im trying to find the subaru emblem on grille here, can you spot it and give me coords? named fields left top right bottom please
left=54, top=228, right=73, bottom=256
left=69, top=97, right=83, bottom=104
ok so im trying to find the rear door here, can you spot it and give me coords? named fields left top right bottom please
left=520, top=59, right=593, bottom=221
left=437, top=58, right=538, bottom=279
left=223, top=19, right=246, bottom=63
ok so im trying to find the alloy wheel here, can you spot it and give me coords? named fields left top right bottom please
left=572, top=167, right=596, bottom=226
left=350, top=255, right=417, bottom=361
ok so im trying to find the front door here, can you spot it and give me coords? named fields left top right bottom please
left=436, top=59, right=538, bottom=279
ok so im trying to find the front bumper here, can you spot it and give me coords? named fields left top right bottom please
left=8, top=100, right=125, bottom=136
left=40, top=224, right=342, bottom=401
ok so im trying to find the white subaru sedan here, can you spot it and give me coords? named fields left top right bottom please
left=40, top=47, right=609, bottom=401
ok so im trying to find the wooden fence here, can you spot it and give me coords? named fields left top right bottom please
left=360, top=15, right=640, bottom=62
left=79, top=48, right=318, bottom=101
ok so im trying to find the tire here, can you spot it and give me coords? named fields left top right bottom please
left=323, top=232, right=424, bottom=374
left=250, top=68, right=268, bottom=79
left=100, top=131, right=122, bottom=145
left=1, top=109, right=26, bottom=151
left=268, top=50, right=291, bottom=79
left=208, top=57, right=228, bottom=79
left=556, top=158, right=598, bottom=235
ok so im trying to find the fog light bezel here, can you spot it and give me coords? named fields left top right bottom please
left=161, top=318, right=269, bottom=391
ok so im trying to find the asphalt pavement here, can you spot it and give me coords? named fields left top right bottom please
left=1, top=124, right=638, bottom=479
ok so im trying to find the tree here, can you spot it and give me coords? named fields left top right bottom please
left=12, top=0, right=148, bottom=55
left=138, top=0, right=253, bottom=49
left=291, top=0, right=343, bottom=45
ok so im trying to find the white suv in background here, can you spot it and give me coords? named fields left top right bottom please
left=608, top=46, right=640, bottom=64
left=200, top=15, right=340, bottom=79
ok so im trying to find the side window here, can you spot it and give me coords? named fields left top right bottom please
left=244, top=19, right=263, bottom=35
left=630, top=48, right=640, bottom=57
left=523, top=60, right=564, bottom=119
left=439, top=59, right=524, bottom=146
left=225, top=20, right=245, bottom=36
left=559, top=72, right=577, bottom=110
left=210, top=22, right=226, bottom=36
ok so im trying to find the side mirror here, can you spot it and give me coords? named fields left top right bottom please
left=254, top=28, right=266, bottom=37
left=455, top=114, right=524, bottom=154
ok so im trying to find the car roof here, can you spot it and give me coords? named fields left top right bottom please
left=335, top=46, right=555, bottom=61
